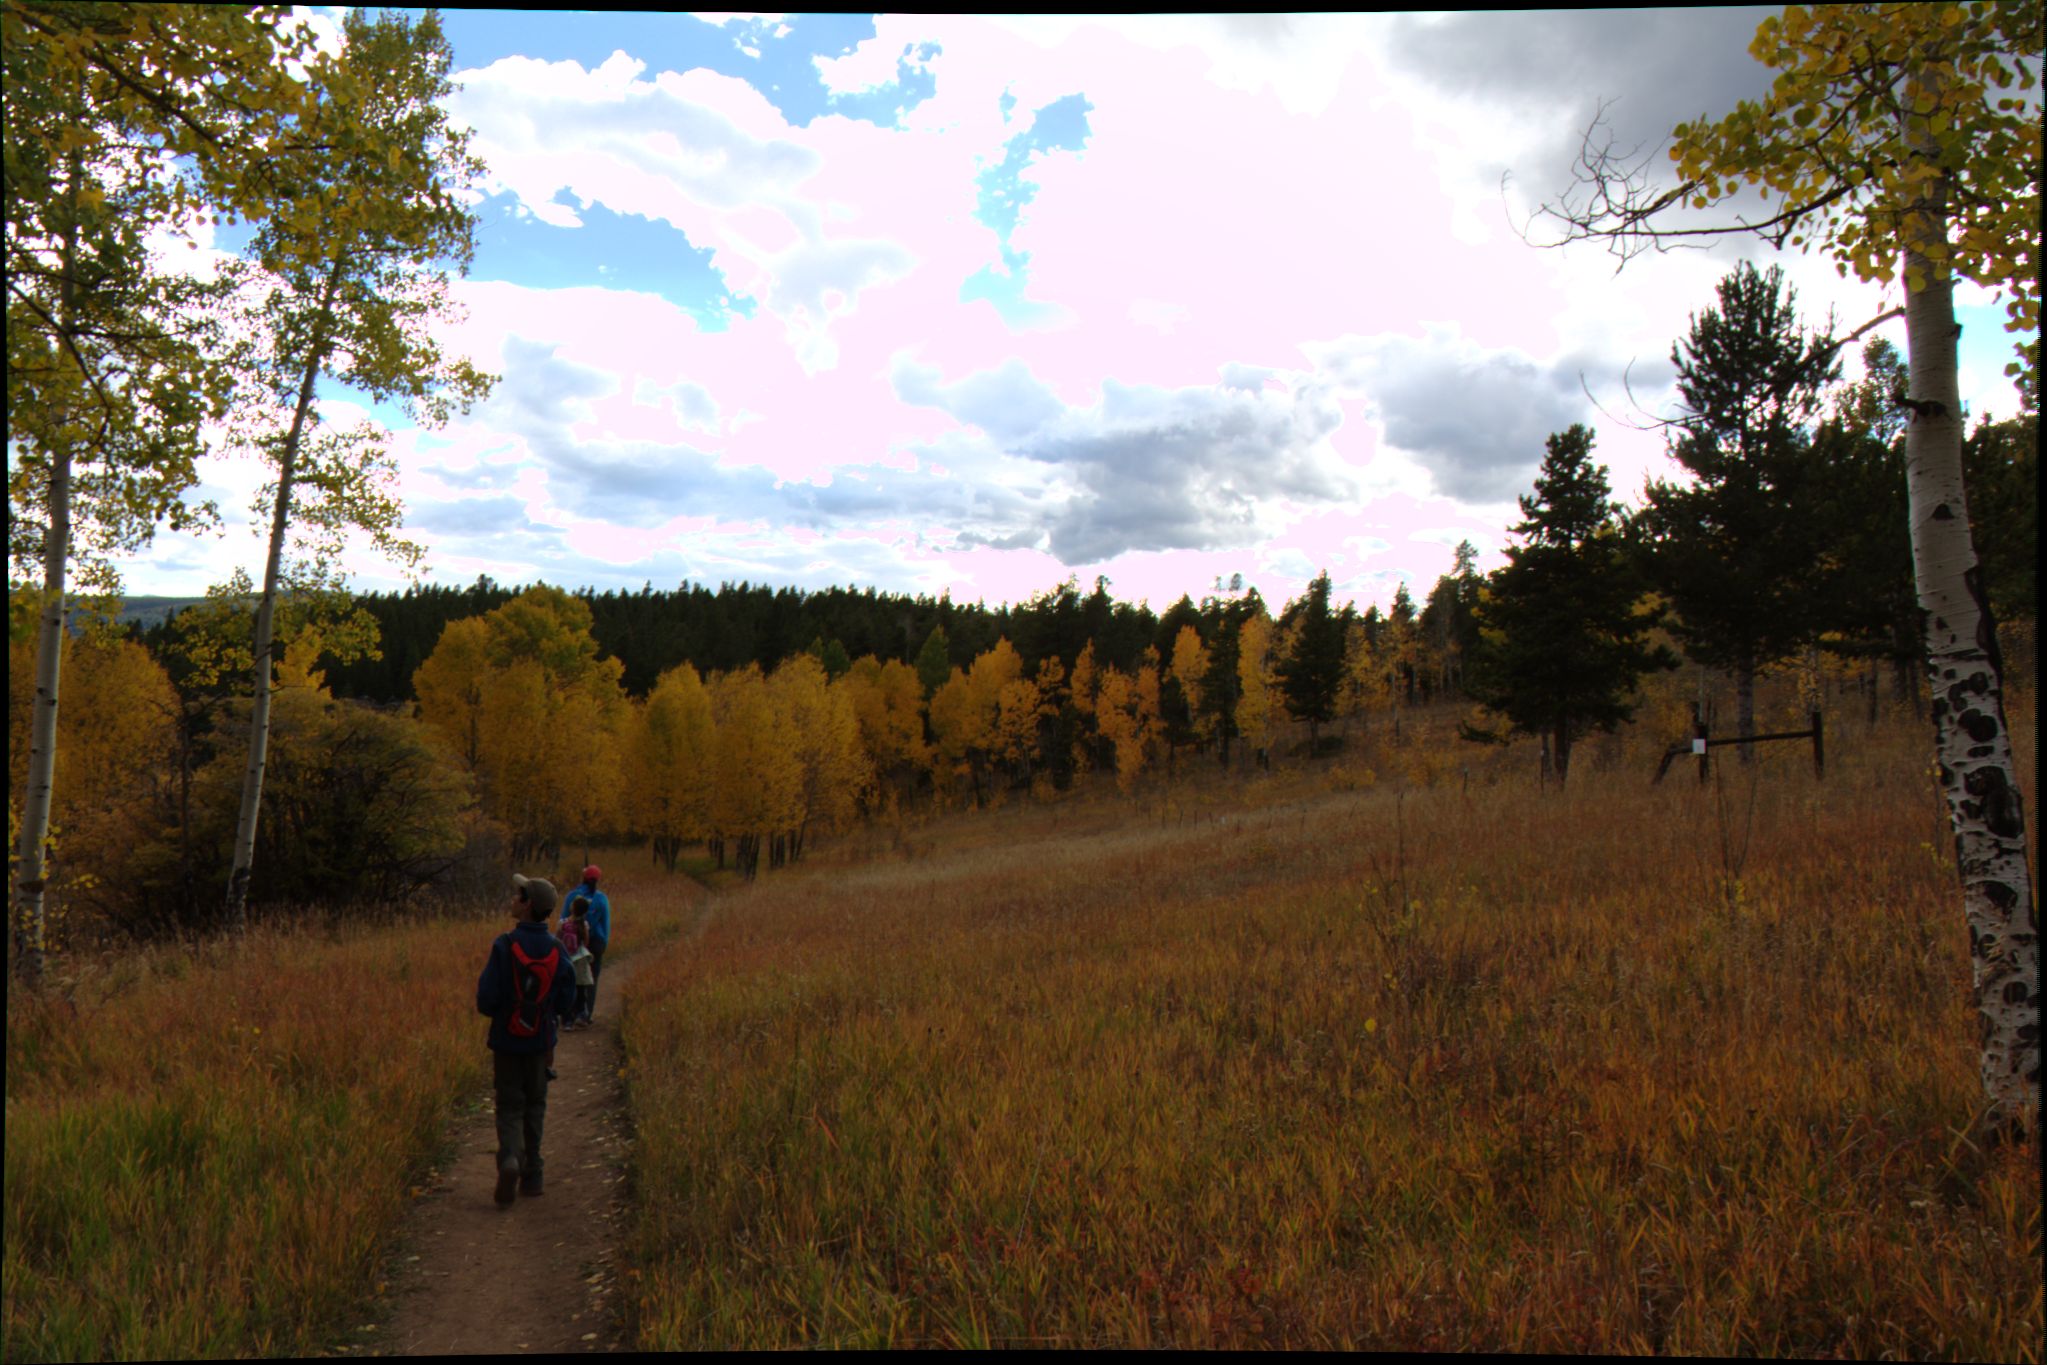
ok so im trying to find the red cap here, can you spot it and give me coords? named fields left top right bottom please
left=583, top=865, right=602, bottom=883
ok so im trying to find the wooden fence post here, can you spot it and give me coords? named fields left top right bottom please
left=1693, top=705, right=1710, bottom=786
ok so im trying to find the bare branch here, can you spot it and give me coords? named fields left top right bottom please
left=1524, top=98, right=1868, bottom=270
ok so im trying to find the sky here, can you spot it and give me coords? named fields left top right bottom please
left=111, top=9, right=2037, bottom=616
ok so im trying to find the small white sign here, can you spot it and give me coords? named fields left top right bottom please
left=1691, top=739, right=1707, bottom=755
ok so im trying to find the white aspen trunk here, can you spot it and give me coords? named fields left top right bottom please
left=224, top=270, right=341, bottom=932
left=12, top=466, right=70, bottom=988
left=1900, top=80, right=2039, bottom=1139
left=12, top=156, right=84, bottom=986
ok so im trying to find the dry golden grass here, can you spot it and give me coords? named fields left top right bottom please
left=618, top=693, right=2039, bottom=1353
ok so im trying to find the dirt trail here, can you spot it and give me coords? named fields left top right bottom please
left=367, top=952, right=641, bottom=1356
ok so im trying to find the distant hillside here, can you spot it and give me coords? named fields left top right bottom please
left=114, top=596, right=207, bottom=630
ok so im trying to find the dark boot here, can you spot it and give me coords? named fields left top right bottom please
left=519, top=1170, right=543, bottom=1197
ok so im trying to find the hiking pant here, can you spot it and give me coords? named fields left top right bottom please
left=575, top=983, right=594, bottom=1021
left=586, top=950, right=605, bottom=1016
left=492, top=1049, right=550, bottom=1178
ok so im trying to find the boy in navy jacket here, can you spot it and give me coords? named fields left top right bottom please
left=476, top=874, right=578, bottom=1204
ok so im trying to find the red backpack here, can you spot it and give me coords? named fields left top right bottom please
left=508, top=940, right=562, bottom=1039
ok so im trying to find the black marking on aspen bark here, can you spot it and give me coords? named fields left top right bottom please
left=1962, top=711, right=1999, bottom=743
left=1899, top=396, right=1949, bottom=419
left=1964, top=566, right=2004, bottom=677
left=1981, top=880, right=2018, bottom=911
left=2004, top=980, right=2031, bottom=1005
left=1964, top=766, right=2024, bottom=839
left=1931, top=502, right=1956, bottom=520
left=1968, top=745, right=1994, bottom=758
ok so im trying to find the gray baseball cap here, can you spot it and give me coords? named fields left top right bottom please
left=511, top=874, right=558, bottom=919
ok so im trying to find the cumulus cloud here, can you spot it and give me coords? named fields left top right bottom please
left=1305, top=327, right=1592, bottom=504
left=892, top=358, right=1358, bottom=565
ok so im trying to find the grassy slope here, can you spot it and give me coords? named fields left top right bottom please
left=617, top=699, right=2040, bottom=1353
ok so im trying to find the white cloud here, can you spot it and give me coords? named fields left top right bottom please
left=894, top=359, right=1359, bottom=565
left=983, top=14, right=1377, bottom=116
left=1304, top=326, right=1591, bottom=503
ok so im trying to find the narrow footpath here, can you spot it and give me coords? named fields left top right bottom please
left=366, top=952, right=641, bottom=1356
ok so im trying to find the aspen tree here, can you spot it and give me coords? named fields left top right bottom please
left=957, top=639, right=1023, bottom=801
left=1093, top=668, right=1144, bottom=793
left=6, top=4, right=321, bottom=979
left=770, top=654, right=869, bottom=856
left=1531, top=0, right=2039, bottom=1137
left=1236, top=612, right=1279, bottom=763
left=222, top=9, right=493, bottom=930
left=1132, top=650, right=1164, bottom=773
left=994, top=675, right=1048, bottom=784
left=421, top=587, right=622, bottom=862
left=710, top=665, right=799, bottom=877
left=843, top=655, right=927, bottom=806
left=1338, top=616, right=1393, bottom=735
left=632, top=662, right=715, bottom=870
left=412, top=616, right=491, bottom=770
left=925, top=667, right=977, bottom=805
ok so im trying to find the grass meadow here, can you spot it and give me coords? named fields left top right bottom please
left=2, top=684, right=2036, bottom=1358
left=616, top=697, right=2040, bottom=1354
left=2, top=881, right=693, bottom=1361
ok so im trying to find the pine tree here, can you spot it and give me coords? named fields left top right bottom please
left=1467, top=425, right=1676, bottom=785
left=1419, top=540, right=1484, bottom=697
left=913, top=624, right=950, bottom=699
left=1637, top=262, right=1838, bottom=761
left=1275, top=571, right=1348, bottom=753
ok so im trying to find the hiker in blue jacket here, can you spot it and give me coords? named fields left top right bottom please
left=568, top=865, right=612, bottom=1018
left=476, top=874, right=578, bottom=1205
